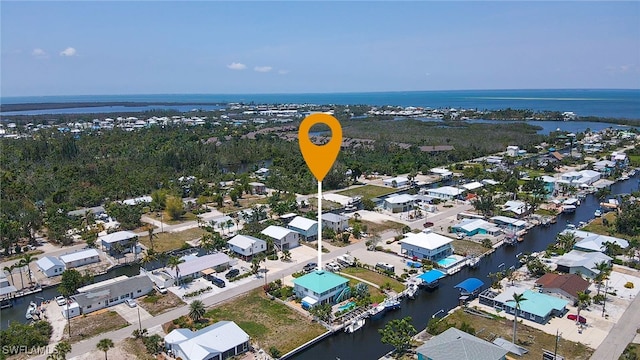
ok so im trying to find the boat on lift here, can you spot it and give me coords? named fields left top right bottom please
left=345, top=318, right=366, bottom=333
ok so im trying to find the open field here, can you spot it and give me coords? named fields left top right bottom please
left=341, top=267, right=405, bottom=293
left=358, top=219, right=406, bottom=234
left=65, top=310, right=129, bottom=343
left=139, top=227, right=207, bottom=252
left=336, top=184, right=397, bottom=199
left=451, top=239, right=490, bottom=257
left=162, top=211, right=198, bottom=225
left=165, top=289, right=326, bottom=355
left=121, top=338, right=157, bottom=360
left=582, top=213, right=640, bottom=242
left=430, top=308, right=593, bottom=360
left=138, top=291, right=185, bottom=316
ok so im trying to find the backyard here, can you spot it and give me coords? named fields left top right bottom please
left=336, top=184, right=397, bottom=199
left=340, top=267, right=405, bottom=293
left=451, top=239, right=490, bottom=257
left=65, top=310, right=129, bottom=343
left=138, top=227, right=207, bottom=252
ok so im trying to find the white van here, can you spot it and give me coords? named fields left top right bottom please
left=375, top=262, right=395, bottom=273
left=155, top=284, right=168, bottom=294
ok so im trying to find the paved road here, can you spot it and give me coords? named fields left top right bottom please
left=589, top=292, right=640, bottom=360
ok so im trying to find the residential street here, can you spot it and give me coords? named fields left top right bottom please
left=589, top=291, right=640, bottom=360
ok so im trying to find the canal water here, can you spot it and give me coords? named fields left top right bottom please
left=0, top=265, right=139, bottom=330
left=292, top=175, right=640, bottom=360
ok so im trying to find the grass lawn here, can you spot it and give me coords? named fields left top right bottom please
left=138, top=291, right=185, bottom=316
left=430, top=308, right=593, bottom=360
left=163, top=211, right=198, bottom=225
left=340, top=267, right=405, bottom=293
left=167, top=289, right=326, bottom=355
left=65, top=310, right=129, bottom=343
left=121, top=338, right=156, bottom=360
left=451, top=239, right=489, bottom=257
left=139, top=227, right=207, bottom=252
left=345, top=278, right=386, bottom=304
left=336, top=184, right=397, bottom=199
left=582, top=213, right=639, bottom=241
left=357, top=219, right=406, bottom=235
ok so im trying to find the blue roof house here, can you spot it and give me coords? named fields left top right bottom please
left=479, top=287, right=568, bottom=324
left=293, top=270, right=350, bottom=309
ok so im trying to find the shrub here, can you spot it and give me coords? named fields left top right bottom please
left=625, top=282, right=635, bottom=289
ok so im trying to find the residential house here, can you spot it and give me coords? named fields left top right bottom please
left=399, top=232, right=453, bottom=261
left=100, top=230, right=138, bottom=255
left=430, top=168, right=453, bottom=179
left=293, top=270, right=350, bottom=308
left=461, top=181, right=483, bottom=192
left=594, top=160, right=616, bottom=175
left=36, top=256, right=65, bottom=277
left=611, top=151, right=629, bottom=166
left=227, top=235, right=266, bottom=258
left=384, top=194, right=416, bottom=213
left=535, top=273, right=590, bottom=303
left=490, top=216, right=527, bottom=232
left=165, top=321, right=250, bottom=360
left=567, top=230, right=629, bottom=253
left=59, top=249, right=101, bottom=269
left=479, top=287, right=568, bottom=324
left=64, top=275, right=154, bottom=318
left=255, top=167, right=270, bottom=179
left=555, top=250, right=612, bottom=279
left=383, top=176, right=409, bottom=188
left=248, top=182, right=267, bottom=195
left=506, top=145, right=519, bottom=157
left=416, top=327, right=508, bottom=360
left=166, top=253, right=231, bottom=284
left=322, top=213, right=349, bottom=233
left=452, top=219, right=501, bottom=237
left=121, top=195, right=153, bottom=206
left=0, top=271, right=17, bottom=299
left=287, top=216, right=318, bottom=241
left=67, top=205, right=106, bottom=219
left=426, top=186, right=464, bottom=201
left=501, top=200, right=529, bottom=217
left=261, top=225, right=300, bottom=250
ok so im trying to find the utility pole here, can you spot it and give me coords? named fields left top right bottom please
left=602, top=279, right=609, bottom=317
left=137, top=306, right=142, bottom=332
left=554, top=329, right=561, bottom=359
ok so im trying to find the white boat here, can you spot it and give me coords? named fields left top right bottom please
left=368, top=303, right=386, bottom=319
left=562, top=205, right=576, bottom=213
left=405, top=283, right=419, bottom=299
left=25, top=301, right=37, bottom=320
left=467, top=256, right=480, bottom=269
left=345, top=318, right=366, bottom=333
left=383, top=298, right=401, bottom=311
left=594, top=209, right=602, bottom=217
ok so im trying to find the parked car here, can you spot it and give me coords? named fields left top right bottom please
left=567, top=314, right=587, bottom=324
left=155, top=284, right=168, bottom=294
left=375, top=262, right=395, bottom=273
left=55, top=296, right=66, bottom=306
left=225, top=269, right=240, bottom=279
left=303, top=262, right=317, bottom=272
left=208, top=276, right=226, bottom=288
left=423, top=221, right=434, bottom=228
left=125, top=298, right=137, bottom=308
left=325, top=262, right=341, bottom=272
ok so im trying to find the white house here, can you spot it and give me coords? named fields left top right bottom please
left=36, top=256, right=65, bottom=277
left=227, top=235, right=266, bottom=258
left=384, top=194, right=416, bottom=213
left=502, top=200, right=529, bottom=217
left=287, top=216, right=318, bottom=241
left=0, top=272, right=17, bottom=299
left=261, top=225, right=300, bottom=250
left=430, top=168, right=453, bottom=179
left=248, top=182, right=267, bottom=195
left=322, top=213, right=349, bottom=233
left=169, top=253, right=231, bottom=283
left=506, top=145, right=519, bottom=157
left=461, top=181, right=484, bottom=191
left=121, top=195, right=153, bottom=206
left=566, top=230, right=629, bottom=252
left=383, top=176, right=409, bottom=188
left=100, top=230, right=138, bottom=255
left=165, top=321, right=250, bottom=360
left=59, top=249, right=100, bottom=269
left=575, top=170, right=601, bottom=185
left=555, top=250, right=612, bottom=279
left=399, top=232, right=453, bottom=261
left=426, top=186, right=464, bottom=200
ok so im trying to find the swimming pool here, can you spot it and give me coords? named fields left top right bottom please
left=437, top=255, right=463, bottom=268
left=338, top=301, right=356, bottom=311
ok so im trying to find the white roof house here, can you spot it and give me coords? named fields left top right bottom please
left=122, top=195, right=153, bottom=206
left=36, top=256, right=65, bottom=277
left=165, top=321, right=250, bottom=360
left=462, top=181, right=483, bottom=191
left=227, top=235, right=266, bottom=257
left=100, top=230, right=137, bottom=244
left=556, top=250, right=613, bottom=279
left=565, top=229, right=629, bottom=252
left=399, top=232, right=454, bottom=261
left=262, top=225, right=296, bottom=240
left=59, top=249, right=100, bottom=268
left=166, top=253, right=231, bottom=280
left=502, top=200, right=529, bottom=216
left=383, top=176, right=409, bottom=188
left=426, top=186, right=464, bottom=200
left=288, top=216, right=317, bottom=231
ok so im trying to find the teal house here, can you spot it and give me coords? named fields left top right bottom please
left=293, top=270, right=350, bottom=309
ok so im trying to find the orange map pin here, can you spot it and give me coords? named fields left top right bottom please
left=298, top=113, right=343, bottom=182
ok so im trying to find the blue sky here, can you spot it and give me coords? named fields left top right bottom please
left=1, top=1, right=639, bottom=96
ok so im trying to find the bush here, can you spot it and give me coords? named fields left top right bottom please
left=625, top=282, right=635, bottom=289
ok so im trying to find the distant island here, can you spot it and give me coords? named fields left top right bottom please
left=0, top=101, right=225, bottom=112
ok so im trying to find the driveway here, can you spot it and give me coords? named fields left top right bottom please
left=111, top=302, right=153, bottom=325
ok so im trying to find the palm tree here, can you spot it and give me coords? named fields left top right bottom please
left=168, top=256, right=185, bottom=286
left=96, top=338, right=114, bottom=360
left=20, top=253, right=37, bottom=285
left=189, top=300, right=206, bottom=322
left=47, top=341, right=72, bottom=360
left=353, top=213, right=361, bottom=222
left=146, top=226, right=156, bottom=252
left=281, top=250, right=291, bottom=262
left=140, top=250, right=157, bottom=269
left=592, top=261, right=612, bottom=296
left=556, top=232, right=577, bottom=253
left=3, top=265, right=15, bottom=287
left=507, top=292, right=527, bottom=344
left=576, top=291, right=591, bottom=324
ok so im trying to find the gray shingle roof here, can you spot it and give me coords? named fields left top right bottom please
left=416, top=328, right=507, bottom=360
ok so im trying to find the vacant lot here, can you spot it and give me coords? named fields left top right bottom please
left=337, top=185, right=396, bottom=199
left=341, top=267, right=405, bottom=293
left=451, top=239, right=489, bottom=257
left=165, top=289, right=326, bottom=355
left=138, top=291, right=185, bottom=316
left=65, top=310, right=129, bottom=343
left=359, top=219, right=406, bottom=234
left=430, top=308, right=593, bottom=360
left=581, top=213, right=639, bottom=240
left=139, top=227, right=207, bottom=252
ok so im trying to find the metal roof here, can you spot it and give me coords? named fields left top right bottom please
left=292, top=270, right=348, bottom=294
left=454, top=278, right=484, bottom=293
left=36, top=256, right=64, bottom=271
left=59, top=248, right=100, bottom=264
left=261, top=225, right=295, bottom=240
left=418, top=270, right=446, bottom=284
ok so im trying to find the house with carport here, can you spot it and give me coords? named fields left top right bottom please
left=322, top=213, right=349, bottom=233
left=227, top=235, right=266, bottom=259
left=36, top=256, right=65, bottom=277
left=384, top=194, right=416, bottom=213
left=383, top=176, right=409, bottom=188
left=293, top=270, right=350, bottom=309
left=165, top=321, right=250, bottom=360
left=555, top=250, right=612, bottom=279
left=261, top=225, right=300, bottom=250
left=100, top=230, right=138, bottom=255
left=399, top=232, right=453, bottom=261
left=287, top=216, right=318, bottom=241
left=426, top=186, right=464, bottom=201
left=59, top=248, right=101, bottom=269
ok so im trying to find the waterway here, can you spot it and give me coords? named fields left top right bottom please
left=292, top=174, right=640, bottom=360
left=0, top=265, right=140, bottom=330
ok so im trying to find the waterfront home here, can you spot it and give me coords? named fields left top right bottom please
left=227, top=234, right=266, bottom=259
left=165, top=321, right=250, bottom=360
left=0, top=272, right=17, bottom=299
left=426, top=186, right=464, bottom=201
left=399, top=232, right=453, bottom=261
left=63, top=275, right=154, bottom=318
left=490, top=216, right=527, bottom=232
left=479, top=287, right=568, bottom=324
left=383, top=176, right=409, bottom=188
left=594, top=160, right=616, bottom=175
left=535, top=273, right=590, bottom=303
left=59, top=248, right=100, bottom=269
left=168, top=253, right=231, bottom=284
left=255, top=167, right=270, bottom=179
left=100, top=230, right=138, bottom=255
left=461, top=181, right=483, bottom=192
left=287, top=216, right=318, bottom=241
left=293, top=270, right=350, bottom=308
left=501, top=200, right=529, bottom=217
left=451, top=219, right=501, bottom=237
left=555, top=250, right=612, bottom=279
left=248, top=182, right=267, bottom=195
left=384, top=194, right=416, bottom=213
left=416, top=327, right=507, bottom=360
left=261, top=225, right=300, bottom=250
left=36, top=256, right=65, bottom=277
left=566, top=229, right=629, bottom=252
left=611, top=151, right=629, bottom=166
left=430, top=167, right=453, bottom=179
left=322, top=212, right=349, bottom=233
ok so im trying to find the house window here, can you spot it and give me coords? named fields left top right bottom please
left=530, top=313, right=535, bottom=320
left=87, top=305, right=92, bottom=309
left=137, top=289, right=142, bottom=293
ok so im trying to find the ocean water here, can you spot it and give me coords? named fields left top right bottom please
left=2, top=89, right=639, bottom=119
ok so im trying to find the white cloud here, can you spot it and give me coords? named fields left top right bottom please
left=59, top=47, right=77, bottom=57
left=254, top=66, right=272, bottom=73
left=32, top=48, right=48, bottom=58
left=227, top=62, right=247, bottom=70
left=278, top=69, right=289, bottom=75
